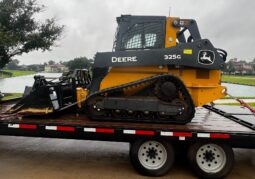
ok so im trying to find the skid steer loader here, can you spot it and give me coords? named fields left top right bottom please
left=8, top=15, right=227, bottom=124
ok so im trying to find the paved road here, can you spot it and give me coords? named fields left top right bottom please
left=0, top=136, right=254, bottom=179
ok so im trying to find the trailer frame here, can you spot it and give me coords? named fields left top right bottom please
left=0, top=100, right=255, bottom=178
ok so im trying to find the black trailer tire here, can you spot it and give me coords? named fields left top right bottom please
left=188, top=142, right=234, bottom=179
left=129, top=139, right=174, bottom=176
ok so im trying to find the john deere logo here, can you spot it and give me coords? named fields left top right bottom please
left=198, top=50, right=215, bottom=65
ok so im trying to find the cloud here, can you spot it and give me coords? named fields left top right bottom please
left=17, top=0, right=255, bottom=64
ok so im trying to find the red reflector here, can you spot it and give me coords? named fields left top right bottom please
left=173, top=132, right=192, bottom=137
left=210, top=133, right=230, bottom=139
left=57, top=126, right=75, bottom=132
left=19, top=124, right=37, bottom=129
left=136, top=130, right=155, bottom=136
left=96, top=128, right=114, bottom=133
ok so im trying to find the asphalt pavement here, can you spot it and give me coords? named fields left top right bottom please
left=0, top=136, right=254, bottom=179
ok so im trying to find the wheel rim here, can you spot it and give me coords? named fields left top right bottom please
left=196, top=144, right=227, bottom=173
left=138, top=141, right=167, bottom=170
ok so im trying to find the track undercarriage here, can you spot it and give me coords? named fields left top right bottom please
left=86, top=74, right=195, bottom=124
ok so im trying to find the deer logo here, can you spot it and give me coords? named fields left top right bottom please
left=198, top=50, right=215, bottom=65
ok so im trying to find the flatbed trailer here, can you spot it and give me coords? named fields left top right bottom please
left=0, top=99, right=255, bottom=179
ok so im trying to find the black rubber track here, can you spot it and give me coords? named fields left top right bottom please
left=85, top=74, right=195, bottom=124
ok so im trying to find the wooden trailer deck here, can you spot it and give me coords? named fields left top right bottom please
left=0, top=100, right=254, bottom=135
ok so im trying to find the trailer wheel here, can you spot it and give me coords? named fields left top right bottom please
left=130, top=139, right=174, bottom=176
left=188, top=142, right=234, bottom=179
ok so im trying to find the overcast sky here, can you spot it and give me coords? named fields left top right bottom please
left=18, top=0, right=255, bottom=65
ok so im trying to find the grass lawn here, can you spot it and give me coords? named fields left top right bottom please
left=2, top=93, right=23, bottom=101
left=3, top=70, right=35, bottom=77
left=222, top=75, right=255, bottom=86
left=223, top=96, right=255, bottom=99
left=220, top=102, right=255, bottom=107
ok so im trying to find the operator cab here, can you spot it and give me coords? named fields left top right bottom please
left=113, top=15, right=202, bottom=51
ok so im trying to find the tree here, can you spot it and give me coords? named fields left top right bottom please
left=5, top=59, right=19, bottom=70
left=27, top=64, right=44, bottom=72
left=252, top=58, right=255, bottom=72
left=227, top=61, right=235, bottom=74
left=48, top=60, right=55, bottom=65
left=66, top=57, right=93, bottom=70
left=0, top=0, right=64, bottom=69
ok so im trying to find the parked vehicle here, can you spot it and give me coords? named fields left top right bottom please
left=8, top=15, right=227, bottom=125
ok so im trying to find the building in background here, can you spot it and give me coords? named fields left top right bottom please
left=225, top=58, right=254, bottom=75
left=44, top=64, right=68, bottom=73
left=234, top=61, right=253, bottom=74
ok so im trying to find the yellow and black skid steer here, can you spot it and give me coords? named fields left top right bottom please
left=8, top=15, right=227, bottom=124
